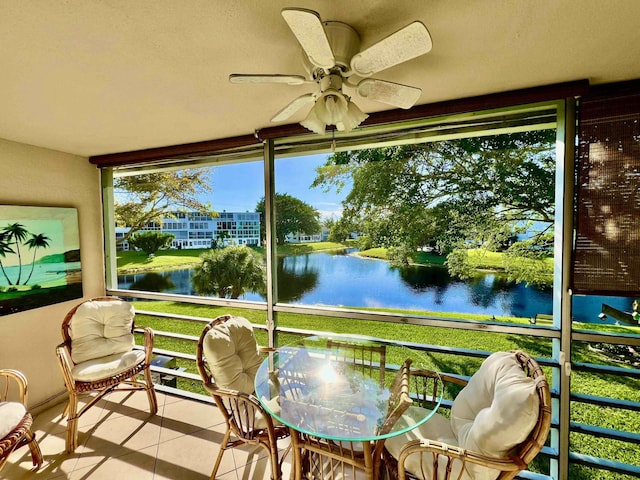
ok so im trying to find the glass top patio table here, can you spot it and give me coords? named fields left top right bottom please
left=254, top=334, right=444, bottom=443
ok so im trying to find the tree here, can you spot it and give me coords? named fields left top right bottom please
left=256, top=193, right=321, bottom=244
left=0, top=231, right=16, bottom=286
left=114, top=168, right=213, bottom=245
left=0, top=226, right=53, bottom=286
left=3, top=223, right=28, bottom=284
left=325, top=215, right=355, bottom=243
left=129, top=231, right=175, bottom=255
left=23, top=233, right=51, bottom=284
left=312, top=131, right=556, bottom=285
left=192, top=245, right=265, bottom=299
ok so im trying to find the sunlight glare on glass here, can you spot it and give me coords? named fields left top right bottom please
left=318, top=362, right=339, bottom=383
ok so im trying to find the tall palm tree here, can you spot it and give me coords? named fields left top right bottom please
left=23, top=233, right=51, bottom=285
left=0, top=232, right=15, bottom=286
left=3, top=223, right=29, bottom=285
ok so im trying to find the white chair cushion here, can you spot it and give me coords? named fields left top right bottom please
left=71, top=350, right=146, bottom=382
left=385, top=353, right=540, bottom=480
left=385, top=407, right=461, bottom=479
left=450, top=351, right=539, bottom=459
left=0, top=401, right=27, bottom=440
left=203, top=316, right=262, bottom=393
left=69, top=299, right=136, bottom=364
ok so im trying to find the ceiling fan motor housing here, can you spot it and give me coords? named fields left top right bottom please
left=303, top=21, right=360, bottom=76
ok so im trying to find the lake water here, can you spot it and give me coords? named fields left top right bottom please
left=118, top=250, right=632, bottom=324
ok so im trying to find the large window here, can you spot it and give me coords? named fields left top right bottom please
left=108, top=160, right=266, bottom=300
left=272, top=130, right=559, bottom=327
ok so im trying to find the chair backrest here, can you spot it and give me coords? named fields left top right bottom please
left=0, top=370, right=28, bottom=441
left=196, top=315, right=280, bottom=442
left=394, top=350, right=551, bottom=480
left=62, top=296, right=135, bottom=364
left=450, top=350, right=551, bottom=479
left=379, top=358, right=414, bottom=436
left=0, top=369, right=27, bottom=406
left=500, top=350, right=551, bottom=475
left=197, top=315, right=262, bottom=394
left=326, top=339, right=387, bottom=388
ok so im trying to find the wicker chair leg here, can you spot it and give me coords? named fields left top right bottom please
left=65, top=393, right=79, bottom=453
left=143, top=368, right=158, bottom=415
left=210, top=426, right=232, bottom=480
left=25, top=429, right=43, bottom=468
left=266, top=440, right=282, bottom=480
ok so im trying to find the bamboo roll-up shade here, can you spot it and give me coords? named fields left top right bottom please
left=573, top=84, right=640, bottom=295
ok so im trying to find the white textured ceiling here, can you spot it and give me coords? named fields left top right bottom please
left=1, top=0, right=640, bottom=157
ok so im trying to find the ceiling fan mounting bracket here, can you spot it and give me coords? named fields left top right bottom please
left=302, top=21, right=360, bottom=77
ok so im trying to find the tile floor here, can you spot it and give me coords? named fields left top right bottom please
left=3, top=390, right=292, bottom=480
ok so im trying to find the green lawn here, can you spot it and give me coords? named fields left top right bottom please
left=117, top=248, right=207, bottom=273
left=357, top=247, right=447, bottom=266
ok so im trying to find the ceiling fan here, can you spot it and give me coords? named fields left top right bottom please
left=229, top=8, right=432, bottom=134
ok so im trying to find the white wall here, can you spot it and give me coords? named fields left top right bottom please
left=0, top=138, right=105, bottom=409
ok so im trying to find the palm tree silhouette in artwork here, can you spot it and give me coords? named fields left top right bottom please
left=0, top=224, right=54, bottom=286
left=3, top=223, right=29, bottom=285
left=24, top=233, right=52, bottom=285
left=0, top=231, right=16, bottom=285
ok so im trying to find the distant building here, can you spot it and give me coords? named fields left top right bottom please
left=284, top=227, right=329, bottom=244
left=115, top=211, right=261, bottom=250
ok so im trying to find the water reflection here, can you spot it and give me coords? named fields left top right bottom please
left=117, top=250, right=629, bottom=323
left=128, top=272, right=176, bottom=292
left=397, top=265, right=450, bottom=305
left=277, top=256, right=319, bottom=302
left=119, top=270, right=194, bottom=295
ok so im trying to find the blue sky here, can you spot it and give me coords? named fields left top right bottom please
left=204, top=153, right=348, bottom=220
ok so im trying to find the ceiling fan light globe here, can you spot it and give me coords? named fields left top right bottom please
left=316, top=91, right=348, bottom=125
left=300, top=106, right=326, bottom=135
left=338, top=101, right=368, bottom=132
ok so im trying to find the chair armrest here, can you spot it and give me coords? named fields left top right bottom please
left=134, top=326, right=155, bottom=365
left=56, top=342, right=77, bottom=390
left=202, top=381, right=279, bottom=433
left=259, top=346, right=278, bottom=354
left=0, top=368, right=28, bottom=405
left=411, top=368, right=468, bottom=388
left=397, top=439, right=523, bottom=480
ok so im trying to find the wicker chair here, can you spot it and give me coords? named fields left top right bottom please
left=55, top=296, right=158, bottom=453
left=384, top=350, right=551, bottom=480
left=0, top=369, right=43, bottom=472
left=196, top=315, right=291, bottom=480
left=290, top=358, right=413, bottom=480
left=326, top=339, right=387, bottom=388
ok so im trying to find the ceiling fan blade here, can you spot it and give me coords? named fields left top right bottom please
left=271, top=93, right=315, bottom=123
left=229, top=74, right=306, bottom=85
left=350, top=21, right=432, bottom=77
left=281, top=8, right=335, bottom=69
left=357, top=78, right=422, bottom=109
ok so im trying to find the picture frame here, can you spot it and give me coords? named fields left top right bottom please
left=0, top=205, right=82, bottom=316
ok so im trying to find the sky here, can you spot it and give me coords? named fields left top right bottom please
left=204, top=153, right=348, bottom=220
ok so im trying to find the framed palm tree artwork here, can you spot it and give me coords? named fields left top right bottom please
left=0, top=205, right=82, bottom=316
